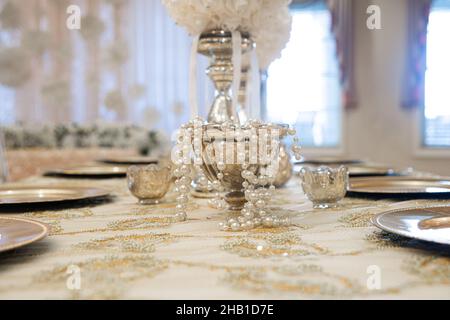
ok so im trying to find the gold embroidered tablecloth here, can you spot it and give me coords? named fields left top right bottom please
left=0, top=175, right=449, bottom=299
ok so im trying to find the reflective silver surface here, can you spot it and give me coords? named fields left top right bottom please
left=349, top=176, right=450, bottom=195
left=299, top=166, right=348, bottom=209
left=0, top=185, right=109, bottom=205
left=296, top=157, right=363, bottom=165
left=273, top=143, right=293, bottom=187
left=46, top=165, right=128, bottom=177
left=97, top=156, right=158, bottom=165
left=372, top=205, right=450, bottom=245
left=295, top=163, right=397, bottom=177
left=198, top=29, right=255, bottom=124
left=345, top=164, right=395, bottom=177
left=200, top=123, right=288, bottom=210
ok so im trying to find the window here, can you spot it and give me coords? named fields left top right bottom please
left=423, top=1, right=450, bottom=148
left=265, top=4, right=341, bottom=148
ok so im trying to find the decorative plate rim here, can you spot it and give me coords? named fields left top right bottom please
left=0, top=217, right=49, bottom=253
left=349, top=176, right=450, bottom=194
left=371, top=203, right=450, bottom=245
left=96, top=157, right=159, bottom=165
left=0, top=185, right=110, bottom=205
left=45, top=165, right=128, bottom=176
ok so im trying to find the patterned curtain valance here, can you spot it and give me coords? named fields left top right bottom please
left=326, top=0, right=356, bottom=110
left=402, top=0, right=433, bottom=109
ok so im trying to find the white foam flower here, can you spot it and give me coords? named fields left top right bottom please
left=162, top=0, right=292, bottom=69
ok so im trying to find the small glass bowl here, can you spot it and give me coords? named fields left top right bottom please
left=127, top=164, right=172, bottom=204
left=299, top=166, right=348, bottom=209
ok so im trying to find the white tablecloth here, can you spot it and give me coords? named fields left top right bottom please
left=0, top=175, right=449, bottom=299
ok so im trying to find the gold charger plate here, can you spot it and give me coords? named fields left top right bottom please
left=347, top=165, right=396, bottom=177
left=295, top=163, right=396, bottom=177
left=0, top=217, right=48, bottom=252
left=372, top=205, right=450, bottom=245
left=191, top=189, right=217, bottom=199
left=0, top=186, right=109, bottom=205
left=349, top=176, right=450, bottom=195
left=97, top=156, right=158, bottom=165
left=46, top=165, right=128, bottom=177
left=295, top=156, right=363, bottom=165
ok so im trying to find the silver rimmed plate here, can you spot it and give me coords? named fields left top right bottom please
left=295, top=157, right=363, bottom=165
left=0, top=217, right=48, bottom=252
left=97, top=156, right=158, bottom=165
left=46, top=165, right=128, bottom=177
left=372, top=205, right=450, bottom=245
left=348, top=176, right=450, bottom=195
left=0, top=185, right=109, bottom=205
left=347, top=165, right=396, bottom=177
left=295, top=164, right=397, bottom=177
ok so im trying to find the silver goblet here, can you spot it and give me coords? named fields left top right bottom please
left=200, top=123, right=288, bottom=210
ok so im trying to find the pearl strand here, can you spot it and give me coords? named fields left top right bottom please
left=173, top=125, right=193, bottom=222
left=218, top=123, right=298, bottom=231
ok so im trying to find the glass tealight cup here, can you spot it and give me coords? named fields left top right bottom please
left=299, top=165, right=348, bottom=209
left=127, top=164, right=172, bottom=204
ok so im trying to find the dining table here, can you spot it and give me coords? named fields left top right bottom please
left=0, top=165, right=449, bottom=300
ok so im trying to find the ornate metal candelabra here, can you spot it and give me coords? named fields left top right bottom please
left=172, top=29, right=300, bottom=231
left=197, top=29, right=254, bottom=124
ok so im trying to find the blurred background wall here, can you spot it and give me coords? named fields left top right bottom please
left=346, top=0, right=450, bottom=175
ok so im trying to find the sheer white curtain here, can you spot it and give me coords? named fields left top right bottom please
left=127, top=0, right=211, bottom=133
left=0, top=0, right=209, bottom=135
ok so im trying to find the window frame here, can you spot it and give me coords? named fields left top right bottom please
left=414, top=107, right=450, bottom=158
left=415, top=2, right=450, bottom=158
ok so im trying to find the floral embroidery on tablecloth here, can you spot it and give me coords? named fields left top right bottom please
left=221, top=233, right=329, bottom=258
left=75, top=233, right=180, bottom=253
left=33, top=255, right=169, bottom=299
left=403, top=255, right=450, bottom=284
left=222, top=264, right=367, bottom=297
left=107, top=216, right=181, bottom=230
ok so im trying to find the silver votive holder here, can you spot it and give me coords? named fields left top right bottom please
left=299, top=166, right=348, bottom=209
left=127, top=164, right=172, bottom=204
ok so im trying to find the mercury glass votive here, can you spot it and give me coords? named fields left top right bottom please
left=299, top=166, right=348, bottom=209
left=127, top=164, right=172, bottom=204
